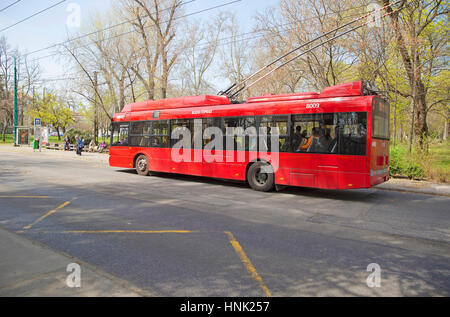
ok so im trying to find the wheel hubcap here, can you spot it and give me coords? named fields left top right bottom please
left=138, top=158, right=147, bottom=171
left=254, top=168, right=268, bottom=185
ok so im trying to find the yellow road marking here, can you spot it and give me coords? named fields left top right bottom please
left=23, top=201, right=72, bottom=230
left=0, top=196, right=51, bottom=198
left=52, top=230, right=197, bottom=234
left=224, top=231, right=272, bottom=297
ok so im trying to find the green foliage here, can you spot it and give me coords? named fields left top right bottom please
left=404, top=162, right=425, bottom=180
left=0, top=134, right=60, bottom=144
left=28, top=93, right=74, bottom=138
left=0, top=134, right=13, bottom=143
left=389, top=145, right=425, bottom=180
left=65, top=129, right=93, bottom=145
left=389, top=146, right=406, bottom=176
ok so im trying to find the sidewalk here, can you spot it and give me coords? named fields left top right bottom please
left=375, top=178, right=450, bottom=197
left=0, top=227, right=145, bottom=296
left=0, top=143, right=109, bottom=164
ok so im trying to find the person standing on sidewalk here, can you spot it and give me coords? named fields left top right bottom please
left=32, top=138, right=39, bottom=152
left=64, top=135, right=70, bottom=151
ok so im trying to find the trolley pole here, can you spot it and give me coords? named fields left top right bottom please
left=13, top=56, right=18, bottom=146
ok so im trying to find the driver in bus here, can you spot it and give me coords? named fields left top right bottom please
left=292, top=125, right=303, bottom=150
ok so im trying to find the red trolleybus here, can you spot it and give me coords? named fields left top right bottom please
left=109, top=81, right=390, bottom=191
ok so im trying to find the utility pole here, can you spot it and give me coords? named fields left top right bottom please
left=13, top=56, right=18, bottom=146
left=93, top=71, right=98, bottom=143
left=20, top=86, right=24, bottom=126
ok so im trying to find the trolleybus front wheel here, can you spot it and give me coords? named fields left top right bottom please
left=136, top=154, right=149, bottom=176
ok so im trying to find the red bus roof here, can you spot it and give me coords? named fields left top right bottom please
left=121, top=95, right=231, bottom=113
left=113, top=81, right=369, bottom=121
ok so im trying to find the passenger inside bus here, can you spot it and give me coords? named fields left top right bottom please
left=295, top=130, right=308, bottom=151
left=161, top=137, right=168, bottom=147
left=306, top=128, right=321, bottom=152
left=328, top=126, right=340, bottom=153
left=292, top=126, right=303, bottom=150
left=299, top=128, right=314, bottom=151
left=317, top=128, right=332, bottom=152
left=260, top=126, right=272, bottom=152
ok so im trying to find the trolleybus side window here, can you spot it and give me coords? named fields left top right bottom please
left=130, top=121, right=150, bottom=135
left=112, top=123, right=129, bottom=146
left=151, top=120, right=169, bottom=148
left=259, top=116, right=289, bottom=152
left=291, top=112, right=367, bottom=155
left=202, top=118, right=223, bottom=149
left=223, top=117, right=256, bottom=152
left=171, top=119, right=193, bottom=148
left=292, top=113, right=325, bottom=153
left=129, top=121, right=151, bottom=147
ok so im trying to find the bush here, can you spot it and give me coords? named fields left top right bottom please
left=389, top=146, right=425, bottom=180
left=389, top=146, right=405, bottom=176
left=65, top=129, right=93, bottom=145
left=404, top=161, right=425, bottom=180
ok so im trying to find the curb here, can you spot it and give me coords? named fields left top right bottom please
left=374, top=184, right=450, bottom=197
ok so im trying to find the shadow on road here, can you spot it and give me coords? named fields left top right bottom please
left=114, top=168, right=380, bottom=203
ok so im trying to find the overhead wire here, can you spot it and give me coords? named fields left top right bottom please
left=0, top=0, right=67, bottom=33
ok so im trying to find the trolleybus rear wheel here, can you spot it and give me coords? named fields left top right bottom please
left=247, top=161, right=274, bottom=192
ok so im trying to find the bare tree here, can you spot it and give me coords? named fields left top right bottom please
left=219, top=13, right=252, bottom=98
left=179, top=13, right=227, bottom=95
left=0, top=36, right=41, bottom=141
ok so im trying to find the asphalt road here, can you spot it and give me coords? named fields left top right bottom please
left=0, top=149, right=449, bottom=296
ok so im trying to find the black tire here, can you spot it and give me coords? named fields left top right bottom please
left=136, top=154, right=149, bottom=176
left=247, top=161, right=275, bottom=192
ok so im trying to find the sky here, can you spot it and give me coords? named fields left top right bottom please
left=0, top=0, right=280, bottom=85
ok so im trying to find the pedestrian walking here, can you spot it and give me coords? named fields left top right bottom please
left=75, top=135, right=84, bottom=156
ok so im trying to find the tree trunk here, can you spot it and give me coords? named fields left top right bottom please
left=56, top=127, right=61, bottom=141
left=1, top=124, right=6, bottom=142
left=408, top=100, right=415, bottom=154
left=393, top=98, right=397, bottom=146
left=119, top=84, right=125, bottom=112
left=161, top=54, right=169, bottom=99
left=444, top=116, right=449, bottom=141
left=413, top=82, right=428, bottom=148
